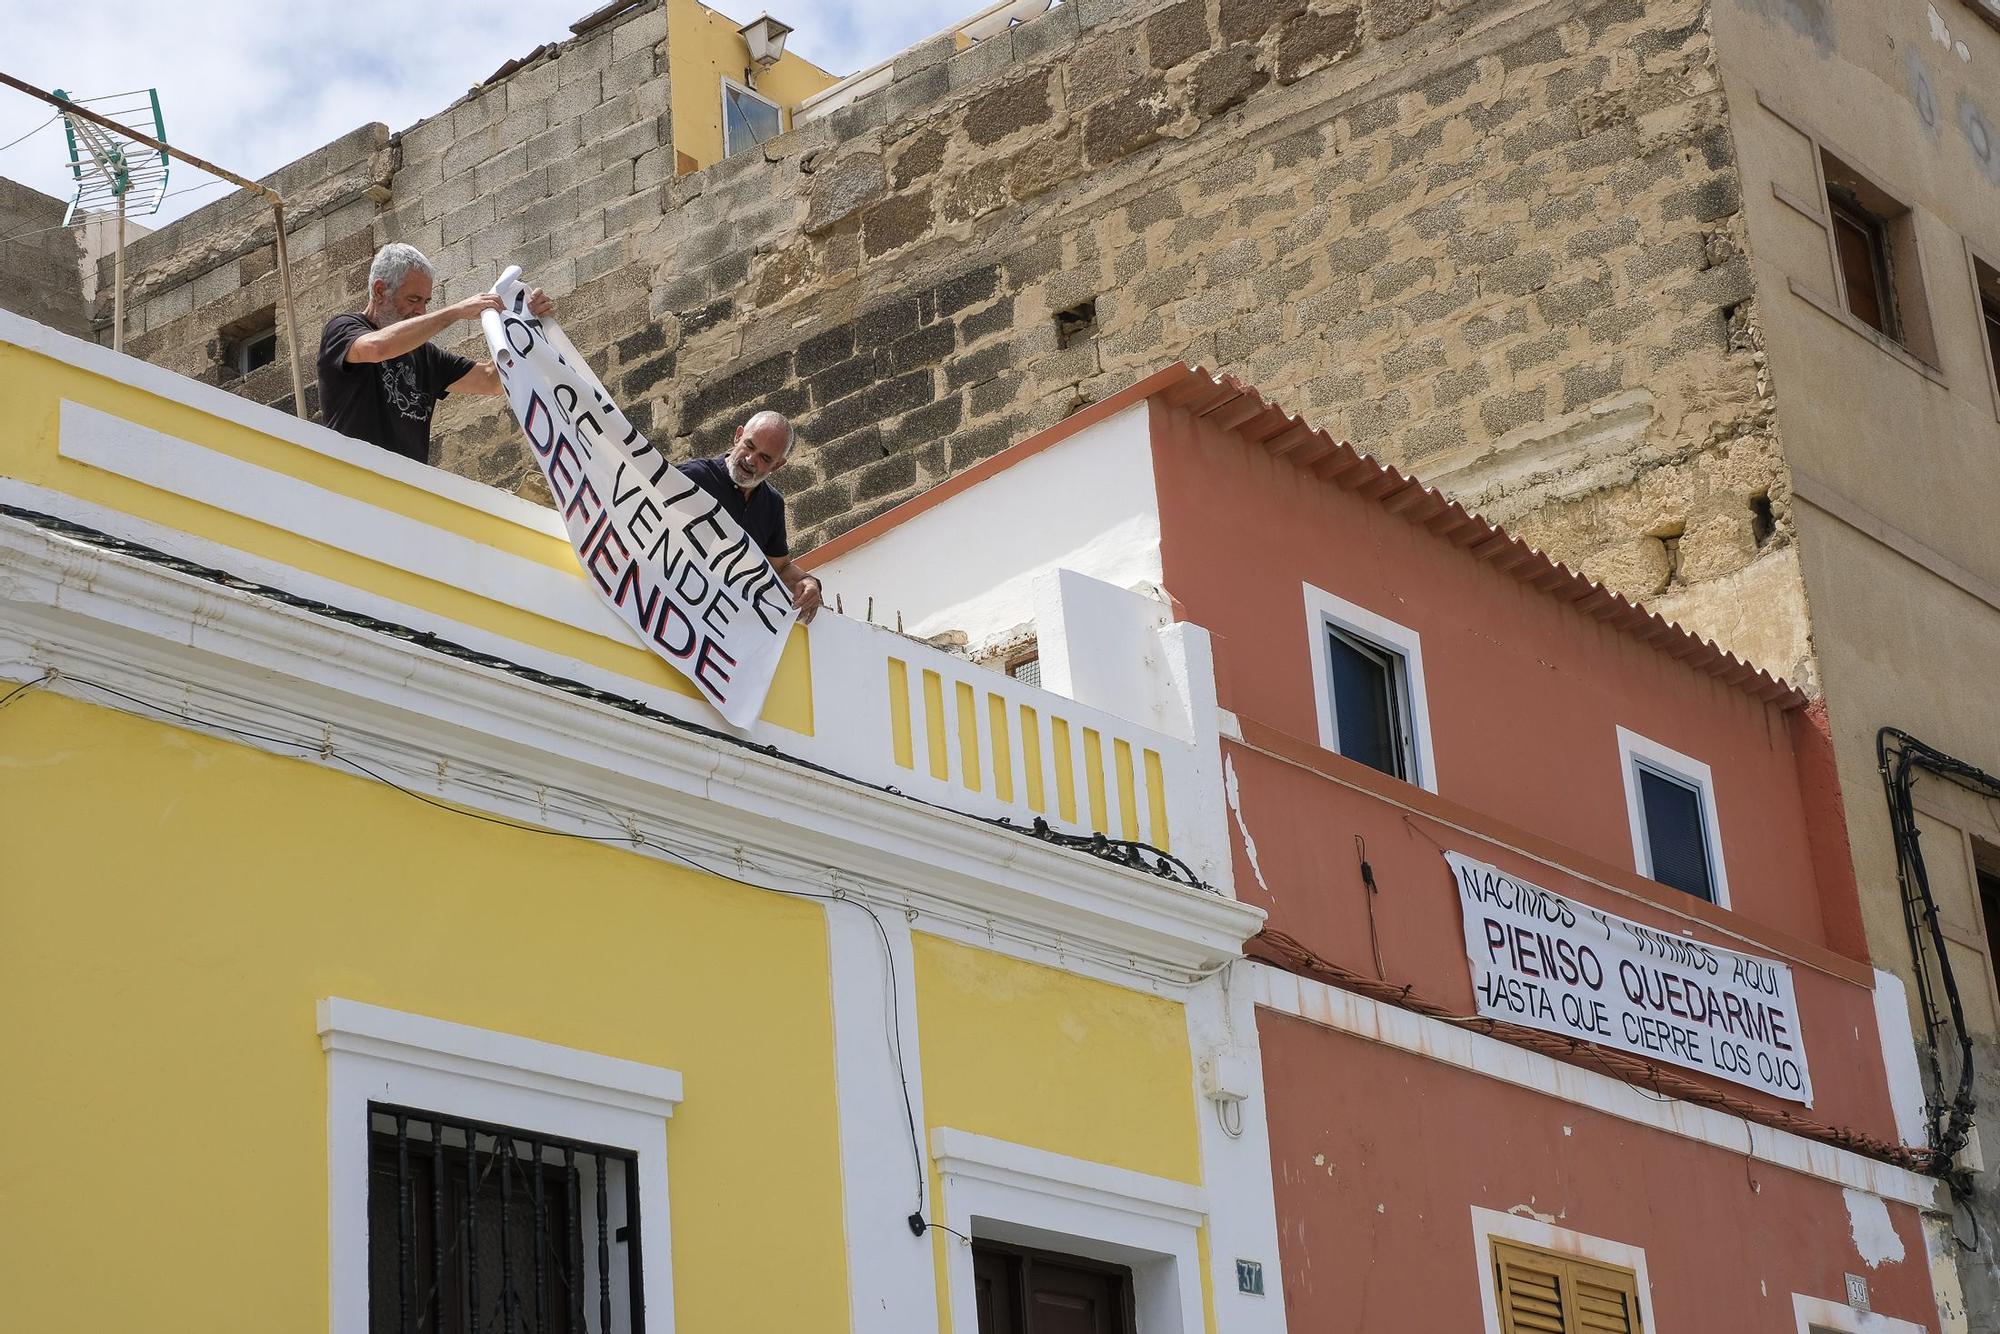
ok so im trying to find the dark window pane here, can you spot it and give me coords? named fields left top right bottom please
left=973, top=1241, right=1134, bottom=1334
left=1832, top=206, right=1891, bottom=335
left=1638, top=767, right=1714, bottom=902
left=722, top=86, right=781, bottom=157
left=1979, top=867, right=2000, bottom=996
left=1327, top=627, right=1406, bottom=780
left=369, top=1108, right=628, bottom=1334
left=1982, top=295, right=2000, bottom=393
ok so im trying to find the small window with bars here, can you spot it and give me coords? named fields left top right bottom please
left=1491, top=1237, right=1643, bottom=1334
left=1004, top=648, right=1041, bottom=690
left=1325, top=623, right=1417, bottom=783
left=368, top=1104, right=643, bottom=1334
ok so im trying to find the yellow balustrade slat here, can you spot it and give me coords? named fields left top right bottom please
left=1050, top=717, right=1078, bottom=823
left=955, top=680, right=982, bottom=793
left=922, top=669, right=949, bottom=781
left=1113, top=738, right=1140, bottom=840
left=887, top=658, right=914, bottom=770
left=987, top=693, right=1014, bottom=803
left=1143, top=748, right=1170, bottom=852
left=1083, top=727, right=1108, bottom=833
left=1020, top=705, right=1046, bottom=813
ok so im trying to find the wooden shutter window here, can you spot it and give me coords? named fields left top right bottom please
left=1492, top=1238, right=1643, bottom=1334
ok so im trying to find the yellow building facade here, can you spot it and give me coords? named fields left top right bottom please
left=667, top=0, right=839, bottom=174
left=0, top=310, right=1282, bottom=1333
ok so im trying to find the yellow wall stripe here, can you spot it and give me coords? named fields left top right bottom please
left=1144, top=749, right=1170, bottom=852
left=987, top=694, right=1014, bottom=803
left=1020, top=706, right=1046, bottom=813
left=1051, top=718, right=1077, bottom=823
left=955, top=681, right=981, bottom=793
left=887, top=658, right=914, bottom=770
left=1113, top=738, right=1140, bottom=840
left=1083, top=727, right=1108, bottom=833
left=922, top=669, right=948, bottom=781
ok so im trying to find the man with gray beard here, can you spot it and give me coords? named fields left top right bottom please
left=317, top=242, right=551, bottom=464
left=674, top=409, right=823, bottom=623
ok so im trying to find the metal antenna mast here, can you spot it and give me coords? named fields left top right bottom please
left=53, top=86, right=168, bottom=353
left=0, top=72, right=310, bottom=418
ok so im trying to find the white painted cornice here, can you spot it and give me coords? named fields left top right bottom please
left=930, top=1128, right=1209, bottom=1229
left=317, top=997, right=684, bottom=1119
left=0, top=516, right=1264, bottom=986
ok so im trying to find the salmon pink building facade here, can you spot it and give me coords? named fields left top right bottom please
left=815, top=365, right=1951, bottom=1334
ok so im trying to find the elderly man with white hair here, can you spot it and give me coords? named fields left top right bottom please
left=675, top=409, right=824, bottom=623
left=316, top=242, right=552, bottom=464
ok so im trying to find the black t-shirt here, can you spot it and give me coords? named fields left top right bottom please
left=316, top=312, right=476, bottom=464
left=675, top=455, right=789, bottom=559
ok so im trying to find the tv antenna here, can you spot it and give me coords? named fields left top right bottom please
left=0, top=72, right=310, bottom=418
left=53, top=86, right=168, bottom=354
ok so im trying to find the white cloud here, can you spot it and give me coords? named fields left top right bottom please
left=0, top=0, right=952, bottom=230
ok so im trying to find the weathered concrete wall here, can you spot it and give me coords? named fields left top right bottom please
left=642, top=0, right=1792, bottom=670
left=109, top=0, right=1794, bottom=679
left=105, top=0, right=671, bottom=467
left=1711, top=0, right=2000, bottom=1325
left=110, top=124, right=396, bottom=416
left=377, top=0, right=672, bottom=486
left=0, top=179, right=91, bottom=339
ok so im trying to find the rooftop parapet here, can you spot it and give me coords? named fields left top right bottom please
left=0, top=309, right=1232, bottom=895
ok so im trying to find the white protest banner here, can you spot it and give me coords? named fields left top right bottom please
left=1449, top=850, right=1814, bottom=1104
left=480, top=267, right=795, bottom=729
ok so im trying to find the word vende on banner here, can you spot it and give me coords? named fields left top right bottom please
left=481, top=267, right=796, bottom=729
left=1449, top=851, right=1814, bottom=1104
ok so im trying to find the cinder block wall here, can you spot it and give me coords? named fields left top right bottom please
left=0, top=179, right=92, bottom=338
left=108, top=123, right=395, bottom=415
left=641, top=0, right=1793, bottom=674
left=102, top=0, right=670, bottom=466
left=102, top=0, right=1811, bottom=679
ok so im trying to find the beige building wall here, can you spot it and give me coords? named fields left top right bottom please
left=1711, top=1, right=2000, bottom=1323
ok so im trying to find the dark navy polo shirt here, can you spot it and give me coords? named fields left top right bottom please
left=674, top=455, right=790, bottom=559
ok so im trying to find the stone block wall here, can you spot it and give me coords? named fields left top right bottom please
left=99, top=0, right=671, bottom=475
left=0, top=179, right=92, bottom=339
left=380, top=0, right=672, bottom=488
left=633, top=0, right=1794, bottom=672
left=98, top=0, right=1807, bottom=677
left=110, top=124, right=397, bottom=415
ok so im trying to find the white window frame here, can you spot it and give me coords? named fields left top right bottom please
left=932, top=1128, right=1208, bottom=1334
left=1616, top=725, right=1732, bottom=909
left=1302, top=581, right=1438, bottom=793
left=720, top=77, right=784, bottom=158
left=1793, top=1291, right=1928, bottom=1334
left=319, top=998, right=682, bottom=1334
left=1470, top=1205, right=1657, bottom=1334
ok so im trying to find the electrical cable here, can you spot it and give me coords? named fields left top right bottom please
left=1876, top=727, right=1996, bottom=1227
left=0, top=178, right=228, bottom=248
left=0, top=502, right=1209, bottom=893
left=1248, top=925, right=1933, bottom=1172
left=0, top=112, right=59, bottom=153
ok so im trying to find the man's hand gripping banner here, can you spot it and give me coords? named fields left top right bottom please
left=481, top=267, right=796, bottom=729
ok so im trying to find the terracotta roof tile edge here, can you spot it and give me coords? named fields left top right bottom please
left=1173, top=365, right=1809, bottom=711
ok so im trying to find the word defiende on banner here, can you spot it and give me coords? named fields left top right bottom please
left=481, top=268, right=795, bottom=728
left=1449, top=851, right=1814, bottom=1104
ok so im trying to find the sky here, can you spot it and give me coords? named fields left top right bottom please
left=0, top=0, right=950, bottom=228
